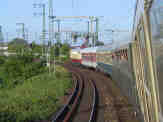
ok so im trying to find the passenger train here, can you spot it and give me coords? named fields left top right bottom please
left=70, top=0, right=163, bottom=122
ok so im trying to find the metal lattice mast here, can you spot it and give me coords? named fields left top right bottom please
left=90, top=16, right=94, bottom=47
left=87, top=21, right=90, bottom=34
left=33, top=3, right=46, bottom=57
left=95, top=17, right=99, bottom=43
left=56, top=19, right=61, bottom=43
left=57, top=19, right=61, bottom=61
left=48, top=0, right=54, bottom=73
left=42, top=4, right=46, bottom=57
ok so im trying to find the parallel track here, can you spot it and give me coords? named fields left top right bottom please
left=52, top=64, right=98, bottom=122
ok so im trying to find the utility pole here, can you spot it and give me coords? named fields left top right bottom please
left=65, top=32, right=68, bottom=41
left=72, top=0, right=74, bottom=8
left=87, top=21, right=90, bottom=34
left=48, top=0, right=54, bottom=73
left=16, top=23, right=25, bottom=55
left=54, top=19, right=61, bottom=43
left=33, top=3, right=46, bottom=57
left=90, top=16, right=94, bottom=47
left=56, top=19, right=61, bottom=61
left=95, top=17, right=99, bottom=43
left=42, top=4, right=46, bottom=57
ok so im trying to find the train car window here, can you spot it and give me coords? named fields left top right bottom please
left=150, top=0, right=163, bottom=42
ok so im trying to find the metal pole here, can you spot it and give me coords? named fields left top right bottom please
left=16, top=23, right=25, bottom=55
left=87, top=21, right=90, bottom=34
left=96, top=17, right=99, bottom=43
left=57, top=19, right=61, bottom=43
left=22, top=23, right=25, bottom=40
left=90, top=17, right=93, bottom=47
left=72, top=0, right=74, bottom=8
left=33, top=3, right=46, bottom=57
left=48, top=0, right=52, bottom=73
left=90, top=16, right=95, bottom=47
left=57, top=19, right=61, bottom=62
left=66, top=32, right=68, bottom=41
left=112, top=30, right=114, bottom=45
left=48, top=0, right=55, bottom=73
left=42, top=4, right=46, bottom=57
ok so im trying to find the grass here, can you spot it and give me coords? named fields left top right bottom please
left=0, top=66, right=72, bottom=122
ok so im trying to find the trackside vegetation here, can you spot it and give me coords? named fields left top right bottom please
left=0, top=54, right=72, bottom=122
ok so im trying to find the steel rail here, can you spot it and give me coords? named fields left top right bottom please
left=53, top=63, right=98, bottom=122
left=52, top=73, right=80, bottom=122
left=89, top=80, right=98, bottom=122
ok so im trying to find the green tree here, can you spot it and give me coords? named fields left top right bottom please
left=8, top=38, right=28, bottom=54
left=30, top=41, right=42, bottom=55
left=0, top=54, right=46, bottom=88
left=95, top=41, right=104, bottom=46
left=9, top=38, right=28, bottom=45
left=54, top=44, right=60, bottom=57
left=60, top=43, right=70, bottom=56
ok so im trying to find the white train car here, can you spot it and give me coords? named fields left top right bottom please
left=96, top=45, right=113, bottom=74
left=70, top=48, right=82, bottom=64
left=80, top=47, right=98, bottom=68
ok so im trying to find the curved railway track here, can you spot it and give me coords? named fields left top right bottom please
left=50, top=62, right=139, bottom=122
left=51, top=64, right=98, bottom=122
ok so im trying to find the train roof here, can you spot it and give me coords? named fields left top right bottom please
left=80, top=47, right=98, bottom=53
left=97, top=45, right=114, bottom=52
left=71, top=48, right=81, bottom=52
left=112, top=43, right=130, bottom=52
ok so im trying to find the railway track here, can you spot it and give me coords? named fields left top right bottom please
left=51, top=64, right=98, bottom=122
left=50, top=62, right=139, bottom=122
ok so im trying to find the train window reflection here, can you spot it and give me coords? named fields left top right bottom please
left=159, top=7, right=163, bottom=38
left=150, top=1, right=163, bottom=41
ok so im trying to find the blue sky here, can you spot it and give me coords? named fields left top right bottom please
left=0, top=0, right=136, bottom=45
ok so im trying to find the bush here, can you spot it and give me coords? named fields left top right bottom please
left=0, top=56, right=6, bottom=65
left=0, top=54, right=47, bottom=88
left=0, top=66, right=72, bottom=122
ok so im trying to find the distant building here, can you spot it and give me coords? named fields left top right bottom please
left=0, top=43, right=8, bottom=50
left=0, top=46, right=8, bottom=50
left=0, top=26, right=4, bottom=42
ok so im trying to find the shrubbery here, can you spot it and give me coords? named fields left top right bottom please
left=0, top=56, right=5, bottom=65
left=0, top=66, right=72, bottom=122
left=0, top=54, right=46, bottom=88
left=0, top=51, right=73, bottom=121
